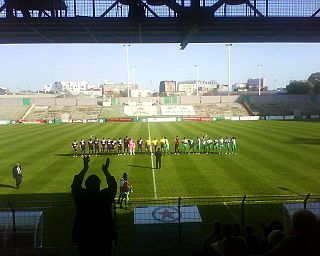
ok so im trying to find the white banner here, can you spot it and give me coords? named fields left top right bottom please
left=124, top=106, right=157, bottom=116
left=0, top=120, right=9, bottom=125
left=266, top=116, right=283, bottom=120
left=239, top=116, right=260, bottom=121
left=147, top=117, right=176, bottom=122
left=231, top=116, right=240, bottom=121
left=284, top=115, right=294, bottom=120
left=161, top=105, right=196, bottom=116
left=134, top=205, right=202, bottom=224
left=311, top=115, right=319, bottom=119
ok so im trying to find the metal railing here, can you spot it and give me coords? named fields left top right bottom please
left=0, top=0, right=319, bottom=19
left=0, top=193, right=319, bottom=249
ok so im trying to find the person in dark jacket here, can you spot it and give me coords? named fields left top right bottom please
left=154, top=148, right=163, bottom=169
left=71, top=156, right=117, bottom=256
left=12, top=163, right=22, bottom=189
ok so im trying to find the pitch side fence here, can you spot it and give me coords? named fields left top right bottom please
left=0, top=194, right=319, bottom=250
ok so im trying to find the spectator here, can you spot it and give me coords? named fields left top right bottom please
left=268, top=209, right=319, bottom=256
left=243, top=225, right=259, bottom=256
left=202, top=220, right=222, bottom=256
left=267, top=230, right=285, bottom=250
left=212, top=223, right=248, bottom=256
left=71, top=156, right=117, bottom=256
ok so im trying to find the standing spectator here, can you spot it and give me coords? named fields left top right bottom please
left=71, top=156, right=117, bottom=256
left=268, top=210, right=319, bottom=256
left=154, top=148, right=163, bottom=169
left=12, top=163, right=23, bottom=189
left=212, top=223, right=248, bottom=256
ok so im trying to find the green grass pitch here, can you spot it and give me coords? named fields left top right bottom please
left=1, top=120, right=320, bottom=200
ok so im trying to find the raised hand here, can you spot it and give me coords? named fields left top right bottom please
left=102, top=157, right=110, bottom=172
left=83, top=155, right=90, bottom=168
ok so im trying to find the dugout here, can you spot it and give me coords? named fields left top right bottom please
left=0, top=211, right=43, bottom=248
left=283, top=202, right=320, bottom=232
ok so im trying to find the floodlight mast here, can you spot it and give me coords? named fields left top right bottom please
left=258, top=64, right=262, bottom=96
left=123, top=44, right=130, bottom=99
left=226, top=44, right=232, bottom=95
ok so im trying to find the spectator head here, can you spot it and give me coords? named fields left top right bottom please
left=268, top=220, right=283, bottom=232
left=268, top=230, right=285, bottom=248
left=244, top=225, right=253, bottom=236
left=233, top=223, right=241, bottom=236
left=212, top=220, right=222, bottom=233
left=221, top=223, right=233, bottom=238
left=85, top=174, right=101, bottom=192
left=291, top=209, right=317, bottom=237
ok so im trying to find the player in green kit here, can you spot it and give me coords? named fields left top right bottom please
left=207, top=137, right=213, bottom=154
left=181, top=137, right=188, bottom=153
left=231, top=136, right=237, bottom=154
left=188, top=138, right=195, bottom=154
left=196, top=137, right=201, bottom=154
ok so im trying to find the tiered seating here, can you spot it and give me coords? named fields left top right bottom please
left=26, top=106, right=49, bottom=120
left=45, top=106, right=74, bottom=120
left=193, top=103, right=249, bottom=117
left=72, top=106, right=102, bottom=119
left=99, top=105, right=124, bottom=118
left=0, top=105, right=29, bottom=120
left=247, top=102, right=320, bottom=116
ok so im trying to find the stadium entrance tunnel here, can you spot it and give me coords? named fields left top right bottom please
left=0, top=211, right=43, bottom=248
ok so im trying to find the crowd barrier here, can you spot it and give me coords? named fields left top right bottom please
left=0, top=194, right=319, bottom=250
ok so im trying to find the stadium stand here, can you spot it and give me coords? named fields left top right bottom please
left=246, top=102, right=320, bottom=116
left=124, top=105, right=158, bottom=116
left=26, top=106, right=49, bottom=120
left=24, top=105, right=102, bottom=120
left=72, top=105, right=101, bottom=120
left=0, top=105, right=29, bottom=120
left=161, top=105, right=196, bottom=116
left=193, top=103, right=249, bottom=117
left=99, top=105, right=125, bottom=118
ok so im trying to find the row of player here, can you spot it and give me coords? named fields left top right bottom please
left=71, top=136, right=237, bottom=156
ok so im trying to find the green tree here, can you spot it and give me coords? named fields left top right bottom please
left=307, top=72, right=320, bottom=85
left=286, top=81, right=313, bottom=94
left=158, top=92, right=167, bottom=97
left=313, top=81, right=320, bottom=94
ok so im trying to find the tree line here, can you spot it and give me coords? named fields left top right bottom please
left=286, top=72, right=320, bottom=94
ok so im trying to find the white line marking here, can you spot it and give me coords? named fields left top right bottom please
left=223, top=201, right=239, bottom=222
left=148, top=122, right=157, bottom=199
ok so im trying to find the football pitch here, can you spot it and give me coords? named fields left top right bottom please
left=1, top=120, right=320, bottom=200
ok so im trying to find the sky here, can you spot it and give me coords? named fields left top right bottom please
left=1, top=43, right=319, bottom=92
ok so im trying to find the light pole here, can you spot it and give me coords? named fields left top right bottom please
left=258, top=64, right=262, bottom=96
left=123, top=44, right=130, bottom=99
left=131, top=65, right=136, bottom=84
left=226, top=44, right=232, bottom=95
left=195, top=64, right=199, bottom=96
